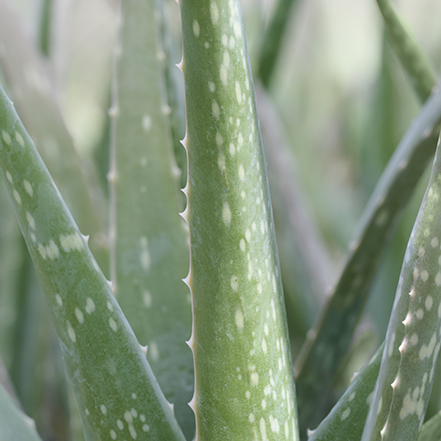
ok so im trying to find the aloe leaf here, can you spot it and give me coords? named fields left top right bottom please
left=0, top=84, right=185, bottom=441
left=157, top=0, right=188, bottom=195
left=418, top=412, right=441, bottom=441
left=0, top=179, right=24, bottom=371
left=308, top=343, right=384, bottom=441
left=0, top=1, right=108, bottom=272
left=110, top=0, right=193, bottom=437
left=257, top=0, right=299, bottom=88
left=37, top=0, right=54, bottom=57
left=0, top=383, right=43, bottom=441
left=180, top=0, right=299, bottom=439
left=361, top=132, right=441, bottom=441
left=295, top=84, right=441, bottom=435
left=256, top=84, right=332, bottom=341
left=376, top=0, right=437, bottom=102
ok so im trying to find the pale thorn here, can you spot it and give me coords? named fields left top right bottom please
left=186, top=333, right=194, bottom=350
left=183, top=273, right=191, bottom=288
left=180, top=131, right=189, bottom=149
left=176, top=58, right=184, bottom=73
left=188, top=393, right=196, bottom=411
left=399, top=338, right=407, bottom=353
left=402, top=312, right=412, bottom=326
left=140, top=345, right=148, bottom=355
left=81, top=234, right=90, bottom=244
left=108, top=105, right=119, bottom=118
left=167, top=401, right=175, bottom=413
left=179, top=206, right=189, bottom=222
left=24, top=415, right=36, bottom=429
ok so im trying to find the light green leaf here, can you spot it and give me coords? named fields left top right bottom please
left=362, top=132, right=441, bottom=441
left=376, top=0, right=437, bottom=102
left=295, top=83, right=441, bottom=436
left=0, top=83, right=185, bottom=441
left=0, top=383, right=43, bottom=441
left=418, top=412, right=441, bottom=441
left=180, top=0, right=299, bottom=439
left=109, top=0, right=193, bottom=437
left=0, top=1, right=108, bottom=273
left=309, top=344, right=384, bottom=441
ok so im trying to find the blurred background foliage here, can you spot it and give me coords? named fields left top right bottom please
left=1, top=0, right=441, bottom=439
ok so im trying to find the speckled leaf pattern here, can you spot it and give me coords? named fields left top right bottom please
left=376, top=0, right=436, bottom=102
left=180, top=0, right=299, bottom=439
left=361, top=133, right=441, bottom=441
left=0, top=383, right=43, bottom=441
left=309, top=343, right=384, bottom=441
left=0, top=84, right=186, bottom=441
left=0, top=180, right=24, bottom=371
left=109, top=0, right=194, bottom=437
left=0, top=1, right=108, bottom=272
left=295, top=84, right=441, bottom=435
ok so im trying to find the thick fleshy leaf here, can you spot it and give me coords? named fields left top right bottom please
left=376, top=0, right=436, bottom=102
left=0, top=383, right=43, bottom=441
left=309, top=344, right=384, bottom=441
left=0, top=83, right=185, bottom=441
left=180, top=0, right=299, bottom=439
left=0, top=1, right=108, bottom=272
left=295, top=84, right=441, bottom=435
left=418, top=412, right=441, bottom=441
left=109, top=0, right=193, bottom=437
left=362, top=133, right=441, bottom=441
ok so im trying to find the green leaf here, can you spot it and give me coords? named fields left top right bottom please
left=256, top=84, right=332, bottom=341
left=376, top=0, right=437, bottom=102
left=295, top=80, right=441, bottom=436
left=109, top=0, right=194, bottom=437
left=257, top=0, right=299, bottom=88
left=309, top=343, right=384, bottom=441
left=418, top=412, right=441, bottom=441
left=361, top=132, right=441, bottom=441
left=0, top=383, right=43, bottom=441
left=0, top=83, right=185, bottom=441
left=0, top=1, right=109, bottom=273
left=180, top=0, right=299, bottom=439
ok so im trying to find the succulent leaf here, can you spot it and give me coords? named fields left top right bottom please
left=309, top=343, right=384, bottom=441
left=0, top=383, right=43, bottom=441
left=256, top=84, right=332, bottom=340
left=257, top=0, right=299, bottom=88
left=0, top=2, right=109, bottom=273
left=295, top=83, right=441, bottom=435
left=376, top=0, right=437, bottom=102
left=361, top=133, right=441, bottom=441
left=109, top=0, right=194, bottom=437
left=0, top=84, right=186, bottom=441
left=180, top=0, right=299, bottom=439
left=418, top=411, right=441, bottom=441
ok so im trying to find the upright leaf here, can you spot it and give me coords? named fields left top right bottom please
left=362, top=133, right=441, bottom=441
left=0, top=1, right=108, bottom=272
left=180, top=0, right=299, bottom=439
left=376, top=0, right=436, bottom=102
left=109, top=0, right=194, bottom=437
left=309, top=344, right=384, bottom=441
left=295, top=84, right=441, bottom=435
left=0, top=383, right=43, bottom=441
left=257, top=0, right=299, bottom=88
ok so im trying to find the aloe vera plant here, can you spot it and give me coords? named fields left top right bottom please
left=1, top=0, right=441, bottom=440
